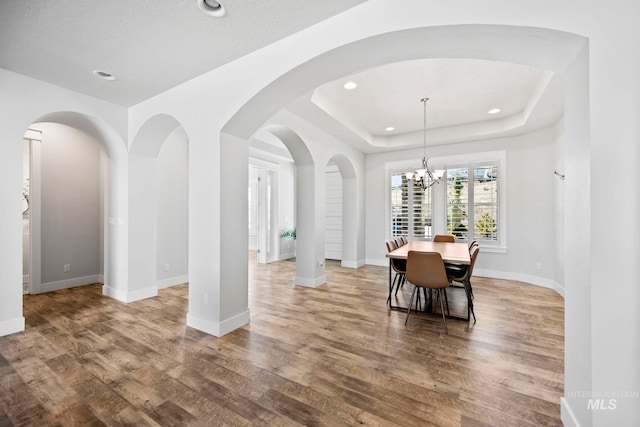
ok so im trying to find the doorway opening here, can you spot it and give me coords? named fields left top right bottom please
left=22, top=128, right=42, bottom=295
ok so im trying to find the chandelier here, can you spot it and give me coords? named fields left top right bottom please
left=405, top=97, right=444, bottom=190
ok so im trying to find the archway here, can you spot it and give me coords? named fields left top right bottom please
left=128, top=113, right=189, bottom=301
left=30, top=112, right=128, bottom=297
left=326, top=153, right=361, bottom=268
left=262, top=124, right=326, bottom=288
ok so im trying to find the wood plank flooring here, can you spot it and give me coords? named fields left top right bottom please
left=0, top=255, right=564, bottom=426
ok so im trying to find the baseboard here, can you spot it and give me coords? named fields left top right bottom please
left=102, top=284, right=158, bottom=303
left=295, top=275, right=327, bottom=288
left=474, top=268, right=564, bottom=297
left=279, top=252, right=296, bottom=261
left=157, top=274, right=189, bottom=289
left=561, top=397, right=581, bottom=427
left=128, top=286, right=158, bottom=302
left=0, top=316, right=25, bottom=337
left=39, top=274, right=102, bottom=293
left=187, top=309, right=250, bottom=337
left=341, top=259, right=366, bottom=269
left=366, top=258, right=389, bottom=267
left=102, top=284, right=127, bottom=302
left=554, top=281, right=565, bottom=298
left=219, top=310, right=250, bottom=336
left=362, top=261, right=564, bottom=297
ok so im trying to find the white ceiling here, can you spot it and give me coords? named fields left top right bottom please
left=0, top=0, right=366, bottom=106
left=283, top=59, right=564, bottom=154
left=1, top=0, right=565, bottom=154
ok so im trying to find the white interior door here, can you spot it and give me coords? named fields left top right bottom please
left=251, top=163, right=279, bottom=264
left=248, top=166, right=260, bottom=251
left=263, top=168, right=278, bottom=263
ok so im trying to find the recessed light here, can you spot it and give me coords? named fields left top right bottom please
left=385, top=127, right=395, bottom=132
left=343, top=81, right=357, bottom=90
left=488, top=108, right=501, bottom=114
left=198, top=0, right=226, bottom=17
left=92, top=70, right=116, bottom=81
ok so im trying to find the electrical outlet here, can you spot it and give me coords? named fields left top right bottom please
left=536, top=262, right=542, bottom=270
left=164, top=263, right=170, bottom=272
left=204, top=293, right=209, bottom=305
left=64, top=264, right=71, bottom=273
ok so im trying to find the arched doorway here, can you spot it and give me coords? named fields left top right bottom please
left=128, top=114, right=189, bottom=300
left=327, top=153, right=361, bottom=268
left=261, top=124, right=325, bottom=288
left=23, top=112, right=128, bottom=298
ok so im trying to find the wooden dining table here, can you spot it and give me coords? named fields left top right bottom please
left=385, top=240, right=471, bottom=313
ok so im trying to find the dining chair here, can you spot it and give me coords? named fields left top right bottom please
left=386, top=241, right=406, bottom=297
left=447, top=245, right=479, bottom=322
left=405, top=251, right=452, bottom=333
left=446, top=241, right=478, bottom=286
left=433, top=234, right=456, bottom=243
left=400, top=236, right=408, bottom=245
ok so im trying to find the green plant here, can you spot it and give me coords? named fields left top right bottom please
left=447, top=174, right=468, bottom=237
left=280, top=227, right=297, bottom=240
left=475, top=213, right=497, bottom=238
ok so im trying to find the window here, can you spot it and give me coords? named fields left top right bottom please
left=446, top=163, right=499, bottom=243
left=447, top=167, right=469, bottom=239
left=390, top=173, right=432, bottom=240
left=472, top=164, right=498, bottom=241
left=389, top=154, right=502, bottom=247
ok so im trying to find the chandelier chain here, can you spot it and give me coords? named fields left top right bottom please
left=406, top=96, right=443, bottom=191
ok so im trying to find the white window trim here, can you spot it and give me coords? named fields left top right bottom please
left=385, top=150, right=507, bottom=252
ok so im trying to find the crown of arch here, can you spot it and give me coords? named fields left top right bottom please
left=131, top=113, right=185, bottom=158
left=36, top=111, right=127, bottom=162
left=328, top=153, right=357, bottom=180
left=263, top=124, right=314, bottom=166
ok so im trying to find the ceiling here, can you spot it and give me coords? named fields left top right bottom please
left=1, top=0, right=565, bottom=155
left=283, top=58, right=564, bottom=154
left=0, top=0, right=366, bottom=106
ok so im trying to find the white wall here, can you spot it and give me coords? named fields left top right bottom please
left=366, top=125, right=560, bottom=290
left=156, top=129, right=189, bottom=288
left=553, top=118, right=566, bottom=292
left=279, top=161, right=296, bottom=259
left=38, top=122, right=102, bottom=290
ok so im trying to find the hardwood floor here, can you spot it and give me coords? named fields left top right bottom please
left=0, top=255, right=564, bottom=426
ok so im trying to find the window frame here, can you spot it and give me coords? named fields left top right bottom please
left=385, top=150, right=506, bottom=252
left=444, top=160, right=500, bottom=244
left=389, top=171, right=434, bottom=241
